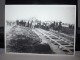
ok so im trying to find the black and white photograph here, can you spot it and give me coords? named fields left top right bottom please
left=5, top=5, right=76, bottom=55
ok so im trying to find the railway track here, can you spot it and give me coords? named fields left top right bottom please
left=32, top=28, right=74, bottom=55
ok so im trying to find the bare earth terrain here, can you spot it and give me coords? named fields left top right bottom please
left=6, top=25, right=74, bottom=55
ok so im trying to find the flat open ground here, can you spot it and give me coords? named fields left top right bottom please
left=6, top=25, right=74, bottom=55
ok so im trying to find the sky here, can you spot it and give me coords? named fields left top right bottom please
left=5, top=5, right=76, bottom=24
